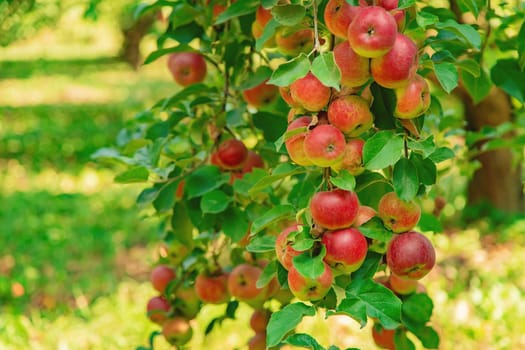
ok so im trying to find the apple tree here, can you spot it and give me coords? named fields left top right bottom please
left=94, top=0, right=522, bottom=349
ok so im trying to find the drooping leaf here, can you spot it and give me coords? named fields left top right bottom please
left=251, top=204, right=295, bottom=234
left=418, top=212, right=443, bottom=233
left=428, top=147, right=455, bottom=163
left=222, top=206, right=250, bottom=242
left=115, top=166, right=149, bottom=183
left=491, top=59, right=525, bottom=103
left=433, top=62, right=458, bottom=93
left=355, top=171, right=393, bottom=208
left=247, top=234, right=277, bottom=253
left=267, top=303, right=316, bottom=347
left=363, top=131, right=404, bottom=170
left=462, top=68, right=492, bottom=104
left=185, top=166, right=229, bottom=199
left=200, top=190, right=232, bottom=214
left=311, top=52, right=341, bottom=90
left=256, top=260, right=277, bottom=288
left=393, top=158, right=419, bottom=201
left=351, top=251, right=383, bottom=280
left=435, top=19, right=482, bottom=49
left=153, top=181, right=179, bottom=213
left=330, top=170, right=356, bottom=191
left=268, top=54, right=311, bottom=87
left=292, top=246, right=327, bottom=280
left=256, top=18, right=280, bottom=51
left=271, top=4, right=306, bottom=26
left=410, top=153, right=436, bottom=186
left=171, top=201, right=194, bottom=247
left=215, top=0, right=259, bottom=24
left=358, top=217, right=392, bottom=243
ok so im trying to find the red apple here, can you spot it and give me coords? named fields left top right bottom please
left=378, top=192, right=421, bottom=233
left=321, top=227, right=368, bottom=274
left=280, top=86, right=300, bottom=108
left=327, top=95, right=374, bottom=137
left=323, top=0, right=363, bottom=38
left=389, top=273, right=418, bottom=295
left=248, top=332, right=267, bottom=350
left=386, top=231, right=436, bottom=280
left=227, top=264, right=267, bottom=304
left=195, top=272, right=230, bottom=304
left=256, top=6, right=272, bottom=26
left=216, top=139, right=248, bottom=170
left=347, top=6, right=398, bottom=58
left=290, top=72, right=331, bottom=112
left=371, top=33, right=418, bottom=89
left=372, top=323, right=396, bottom=350
left=310, top=189, right=360, bottom=230
left=242, top=150, right=265, bottom=173
left=352, top=205, right=377, bottom=227
left=333, top=41, right=371, bottom=88
left=250, top=309, right=271, bottom=332
left=275, top=224, right=302, bottom=270
left=303, top=124, right=346, bottom=167
left=285, top=116, right=314, bottom=166
left=147, top=296, right=171, bottom=324
left=287, top=260, right=334, bottom=301
left=242, top=80, right=279, bottom=108
left=162, top=317, right=193, bottom=345
left=167, top=52, right=207, bottom=86
left=331, top=138, right=365, bottom=175
left=394, top=74, right=431, bottom=119
left=150, top=265, right=176, bottom=294
left=275, top=28, right=314, bottom=56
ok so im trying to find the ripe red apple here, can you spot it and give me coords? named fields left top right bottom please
left=287, top=260, right=334, bottom=301
left=352, top=205, right=377, bottom=227
left=227, top=264, right=267, bottom=304
left=347, top=6, right=398, bottom=58
left=216, top=139, right=248, bottom=170
left=194, top=272, right=230, bottom=304
left=323, top=0, right=363, bottom=38
left=150, top=265, right=176, bottom=294
left=255, top=6, right=272, bottom=26
left=371, top=33, right=418, bottom=89
left=285, top=116, right=314, bottom=166
left=250, top=309, right=271, bottom=332
left=280, top=86, right=300, bottom=108
left=289, top=72, right=331, bottom=112
left=389, top=273, right=418, bottom=295
left=321, top=228, right=368, bottom=274
left=167, top=52, right=207, bottom=86
left=386, top=231, right=436, bottom=280
left=333, top=41, right=371, bottom=88
left=303, top=124, right=346, bottom=167
left=378, top=192, right=421, bottom=233
left=372, top=323, right=396, bottom=350
left=310, top=189, right=360, bottom=230
left=394, top=74, right=431, bottom=119
left=275, top=28, right=314, bottom=56
left=331, top=138, right=365, bottom=175
left=147, top=296, right=171, bottom=324
left=327, top=95, right=374, bottom=137
left=242, top=80, right=279, bottom=108
left=275, top=224, right=302, bottom=270
left=391, top=8, right=406, bottom=32
left=248, top=332, right=267, bottom=350
left=162, top=317, right=193, bottom=345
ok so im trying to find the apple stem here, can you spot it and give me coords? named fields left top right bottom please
left=323, top=167, right=333, bottom=191
left=403, top=134, right=409, bottom=158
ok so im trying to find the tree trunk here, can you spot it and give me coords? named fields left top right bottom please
left=119, top=14, right=155, bottom=70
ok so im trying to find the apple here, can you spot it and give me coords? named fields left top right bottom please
left=289, top=72, right=331, bottom=112
left=194, top=272, right=230, bottom=304
left=275, top=28, right=314, bottom=56
left=250, top=309, right=270, bottom=332
left=347, top=6, right=398, bottom=58
left=331, top=138, right=365, bottom=175
left=242, top=150, right=265, bottom=173
left=242, top=79, right=279, bottom=108
left=371, top=33, right=418, bottom=89
left=227, top=263, right=267, bottom=304
left=256, top=6, right=272, bottom=27
left=160, top=238, right=190, bottom=266
left=146, top=296, right=171, bottom=324
left=394, top=74, right=431, bottom=119
left=167, top=52, right=207, bottom=86
left=172, top=285, right=201, bottom=319
left=321, top=228, right=368, bottom=274
left=216, top=139, right=248, bottom=170
left=352, top=205, right=377, bottom=227
left=162, top=317, right=193, bottom=345
left=386, top=231, right=436, bottom=280
left=275, top=224, right=302, bottom=270
left=310, top=189, right=360, bottom=230
left=327, top=95, right=374, bottom=137
left=150, top=265, right=176, bottom=294
left=333, top=41, right=371, bottom=88
left=252, top=20, right=264, bottom=39
left=389, top=273, right=418, bottom=295
left=323, top=0, right=363, bottom=39
left=378, top=192, right=421, bottom=233
left=372, top=323, right=396, bottom=350
left=391, top=9, right=406, bottom=32
left=303, top=124, right=346, bottom=167
left=280, top=86, right=300, bottom=108
left=285, top=116, right=314, bottom=166
left=287, top=260, right=334, bottom=301
left=248, top=332, right=267, bottom=350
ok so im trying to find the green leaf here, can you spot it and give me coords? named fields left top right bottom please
left=256, top=18, right=280, bottom=51
left=407, top=325, right=440, bottom=349
left=222, top=207, right=250, bottom=242
left=351, top=251, right=383, bottom=280
left=462, top=68, right=492, bottom=104
left=457, top=58, right=480, bottom=77
left=433, top=62, right=458, bottom=93
left=370, top=83, right=396, bottom=130
left=491, top=59, right=525, bottom=103
left=238, top=66, right=273, bottom=90
left=338, top=279, right=402, bottom=329
left=137, top=187, right=160, bottom=207
left=185, top=166, right=229, bottom=199
left=256, top=260, right=277, bottom=288
left=253, top=112, right=288, bottom=142
left=457, top=0, right=479, bottom=17
left=271, top=4, right=305, bottom=26
left=267, top=303, right=316, bottom=347
left=153, top=181, right=178, bottom=213
left=169, top=2, right=201, bottom=28
left=410, top=153, right=436, bottom=186
left=215, top=0, right=259, bottom=24
left=355, top=171, right=393, bottom=208
left=435, top=19, right=481, bottom=49
left=330, top=170, right=356, bottom=191
left=284, top=333, right=325, bottom=350
left=407, top=136, right=436, bottom=158
left=418, top=212, right=443, bottom=233
left=249, top=163, right=305, bottom=195
left=200, top=190, right=232, bottom=214
left=397, top=0, right=416, bottom=9
left=363, top=131, right=404, bottom=170
left=171, top=201, right=194, bottom=247
left=247, top=234, right=277, bottom=253
left=518, top=22, right=525, bottom=71
left=416, top=11, right=439, bottom=28
left=358, top=217, right=393, bottom=242
left=251, top=204, right=295, bottom=234
left=311, top=52, right=341, bottom=90
left=262, top=0, right=278, bottom=8
left=428, top=147, right=455, bottom=163
left=268, top=54, right=311, bottom=87
left=402, top=293, right=434, bottom=325
left=143, top=44, right=194, bottom=65
left=114, top=166, right=149, bottom=183
left=394, top=331, right=416, bottom=350
left=393, top=158, right=419, bottom=201
left=292, top=247, right=327, bottom=280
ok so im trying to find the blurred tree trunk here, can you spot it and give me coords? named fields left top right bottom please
left=119, top=13, right=155, bottom=70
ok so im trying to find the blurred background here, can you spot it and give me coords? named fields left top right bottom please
left=1, top=0, right=524, bottom=349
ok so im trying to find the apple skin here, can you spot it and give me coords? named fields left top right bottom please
left=280, top=86, right=300, bottom=108
left=323, top=0, right=363, bottom=38
left=250, top=309, right=270, bottom=333
left=347, top=6, right=398, bottom=58
left=372, top=323, right=396, bottom=350
left=371, top=33, right=418, bottom=89
left=290, top=72, right=331, bottom=112
left=255, top=5, right=272, bottom=26
left=147, top=296, right=171, bottom=324
left=285, top=116, right=314, bottom=166
left=162, top=317, right=193, bottom=346
left=194, top=272, right=230, bottom=304
left=172, top=285, right=201, bottom=319
left=216, top=139, right=249, bottom=170
left=242, top=80, right=279, bottom=108
left=331, top=138, right=365, bottom=175
left=394, top=74, right=431, bottom=119
left=242, top=150, right=265, bottom=173
left=321, top=227, right=368, bottom=274
left=310, top=189, right=360, bottom=230
left=352, top=205, right=377, bottom=227
left=389, top=273, right=418, bottom=295
left=378, top=191, right=421, bottom=233
left=227, top=263, right=267, bottom=304
left=275, top=224, right=302, bottom=270
left=167, top=52, right=207, bottom=86
left=386, top=231, right=436, bottom=280
left=333, top=41, right=371, bottom=88
left=303, top=124, right=346, bottom=167
left=248, top=332, right=267, bottom=350
left=327, top=95, right=374, bottom=137
left=275, top=28, right=314, bottom=56
left=150, top=265, right=176, bottom=294
left=287, top=261, right=334, bottom=301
